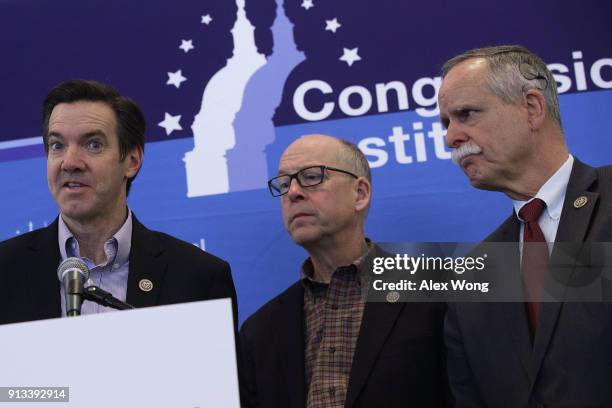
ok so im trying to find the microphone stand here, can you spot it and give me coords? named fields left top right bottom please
left=81, top=286, right=135, bottom=311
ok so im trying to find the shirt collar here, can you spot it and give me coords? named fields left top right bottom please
left=513, top=154, right=574, bottom=221
left=300, top=239, right=374, bottom=286
left=57, top=208, right=133, bottom=266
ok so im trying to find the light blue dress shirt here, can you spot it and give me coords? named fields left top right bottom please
left=58, top=210, right=132, bottom=315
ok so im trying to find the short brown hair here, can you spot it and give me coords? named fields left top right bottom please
left=42, top=79, right=145, bottom=195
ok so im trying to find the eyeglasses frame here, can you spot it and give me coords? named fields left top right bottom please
left=267, top=165, right=359, bottom=197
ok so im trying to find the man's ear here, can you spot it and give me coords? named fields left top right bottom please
left=524, top=88, right=547, bottom=130
left=354, top=177, right=371, bottom=212
left=124, top=146, right=143, bottom=179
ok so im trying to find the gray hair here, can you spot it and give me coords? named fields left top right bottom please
left=337, top=139, right=372, bottom=184
left=442, top=45, right=562, bottom=128
left=335, top=138, right=372, bottom=218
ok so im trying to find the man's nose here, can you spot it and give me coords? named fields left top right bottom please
left=445, top=122, right=469, bottom=149
left=286, top=177, right=305, bottom=201
left=61, top=145, right=85, bottom=172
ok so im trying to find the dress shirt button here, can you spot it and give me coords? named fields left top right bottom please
left=329, top=346, right=336, bottom=354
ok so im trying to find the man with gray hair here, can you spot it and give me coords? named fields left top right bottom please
left=239, top=134, right=448, bottom=407
left=439, top=45, right=612, bottom=406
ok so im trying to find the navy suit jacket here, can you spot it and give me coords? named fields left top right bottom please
left=445, top=159, right=612, bottom=407
left=0, top=214, right=238, bottom=325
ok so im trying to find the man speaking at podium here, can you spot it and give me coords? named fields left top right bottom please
left=0, top=80, right=237, bottom=324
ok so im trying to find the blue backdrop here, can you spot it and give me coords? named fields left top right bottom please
left=0, top=0, right=611, bottom=323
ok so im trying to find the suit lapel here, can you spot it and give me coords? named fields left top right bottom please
left=276, top=283, right=306, bottom=408
left=530, top=159, right=599, bottom=382
left=126, top=215, right=167, bottom=307
left=488, top=215, right=533, bottom=381
left=28, top=219, right=62, bottom=320
left=554, top=159, right=598, bottom=243
left=485, top=212, right=520, bottom=243
left=345, top=301, right=404, bottom=408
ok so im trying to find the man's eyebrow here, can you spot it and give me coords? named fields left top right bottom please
left=82, top=130, right=107, bottom=139
left=47, top=131, right=63, bottom=139
left=452, top=105, right=478, bottom=112
left=277, top=166, right=295, bottom=176
left=47, top=130, right=107, bottom=139
left=277, top=164, right=320, bottom=176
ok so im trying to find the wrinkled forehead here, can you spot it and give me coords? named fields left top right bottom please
left=443, top=58, right=489, bottom=82
left=279, top=137, right=343, bottom=173
left=48, top=101, right=116, bottom=136
left=439, top=60, right=492, bottom=106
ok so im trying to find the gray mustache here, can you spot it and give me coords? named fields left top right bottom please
left=451, top=143, right=483, bottom=165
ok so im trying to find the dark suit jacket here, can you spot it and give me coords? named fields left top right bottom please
left=446, top=159, right=612, bottom=407
left=0, top=214, right=238, bottom=326
left=240, top=246, right=449, bottom=408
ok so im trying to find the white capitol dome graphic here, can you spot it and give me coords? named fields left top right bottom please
left=184, top=0, right=304, bottom=197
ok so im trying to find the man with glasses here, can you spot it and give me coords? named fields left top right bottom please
left=439, top=45, right=612, bottom=406
left=239, top=134, right=448, bottom=407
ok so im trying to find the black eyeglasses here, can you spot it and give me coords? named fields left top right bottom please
left=268, top=165, right=358, bottom=197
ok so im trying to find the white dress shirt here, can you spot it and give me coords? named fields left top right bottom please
left=512, top=155, right=574, bottom=255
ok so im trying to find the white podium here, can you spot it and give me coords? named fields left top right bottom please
left=0, top=298, right=240, bottom=407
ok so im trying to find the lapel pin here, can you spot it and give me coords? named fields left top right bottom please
left=573, top=196, right=588, bottom=209
left=138, top=279, right=153, bottom=292
left=386, top=291, right=400, bottom=303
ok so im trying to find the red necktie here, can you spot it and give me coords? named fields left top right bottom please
left=519, top=198, right=548, bottom=337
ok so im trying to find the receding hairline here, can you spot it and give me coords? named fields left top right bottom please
left=280, top=134, right=371, bottom=179
left=281, top=134, right=346, bottom=163
left=439, top=45, right=562, bottom=126
left=297, top=134, right=360, bottom=164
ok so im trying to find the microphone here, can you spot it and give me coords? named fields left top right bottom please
left=57, top=257, right=90, bottom=317
left=82, top=286, right=135, bottom=310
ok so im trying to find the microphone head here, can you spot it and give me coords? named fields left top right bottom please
left=57, top=257, right=90, bottom=282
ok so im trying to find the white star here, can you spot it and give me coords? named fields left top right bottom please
left=179, top=39, right=194, bottom=53
left=340, top=47, right=361, bottom=67
left=158, top=113, right=182, bottom=136
left=301, top=0, right=314, bottom=10
left=325, top=18, right=341, bottom=33
left=166, top=69, right=187, bottom=89
left=201, top=14, right=213, bottom=25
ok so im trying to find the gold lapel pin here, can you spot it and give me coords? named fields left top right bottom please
left=386, top=291, right=400, bottom=303
left=138, top=279, right=153, bottom=292
left=573, top=196, right=588, bottom=209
